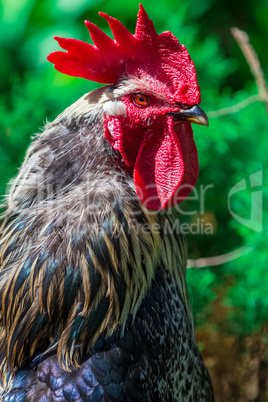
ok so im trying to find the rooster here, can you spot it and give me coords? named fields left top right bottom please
left=0, top=5, right=213, bottom=401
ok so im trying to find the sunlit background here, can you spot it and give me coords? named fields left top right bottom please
left=0, top=0, right=267, bottom=400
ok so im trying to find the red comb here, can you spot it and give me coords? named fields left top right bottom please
left=48, top=4, right=200, bottom=104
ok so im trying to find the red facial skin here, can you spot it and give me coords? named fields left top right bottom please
left=104, top=92, right=199, bottom=210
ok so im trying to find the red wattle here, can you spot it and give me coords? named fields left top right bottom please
left=134, top=116, right=185, bottom=210
left=171, top=121, right=199, bottom=205
left=104, top=116, right=132, bottom=166
left=105, top=114, right=199, bottom=210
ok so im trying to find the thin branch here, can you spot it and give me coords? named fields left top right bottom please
left=187, top=246, right=253, bottom=269
left=208, top=27, right=268, bottom=117
left=231, top=27, right=268, bottom=112
left=207, top=95, right=261, bottom=118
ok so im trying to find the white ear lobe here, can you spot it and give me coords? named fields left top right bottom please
left=103, top=100, right=127, bottom=117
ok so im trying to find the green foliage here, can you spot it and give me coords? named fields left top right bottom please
left=0, top=0, right=267, bottom=339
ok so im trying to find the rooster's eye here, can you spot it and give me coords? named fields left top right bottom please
left=133, top=94, right=149, bottom=107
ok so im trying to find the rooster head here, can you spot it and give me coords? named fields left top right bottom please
left=48, top=4, right=208, bottom=210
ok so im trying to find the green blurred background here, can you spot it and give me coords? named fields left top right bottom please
left=0, top=0, right=267, bottom=400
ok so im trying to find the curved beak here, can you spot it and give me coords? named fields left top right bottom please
left=169, top=105, right=209, bottom=127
